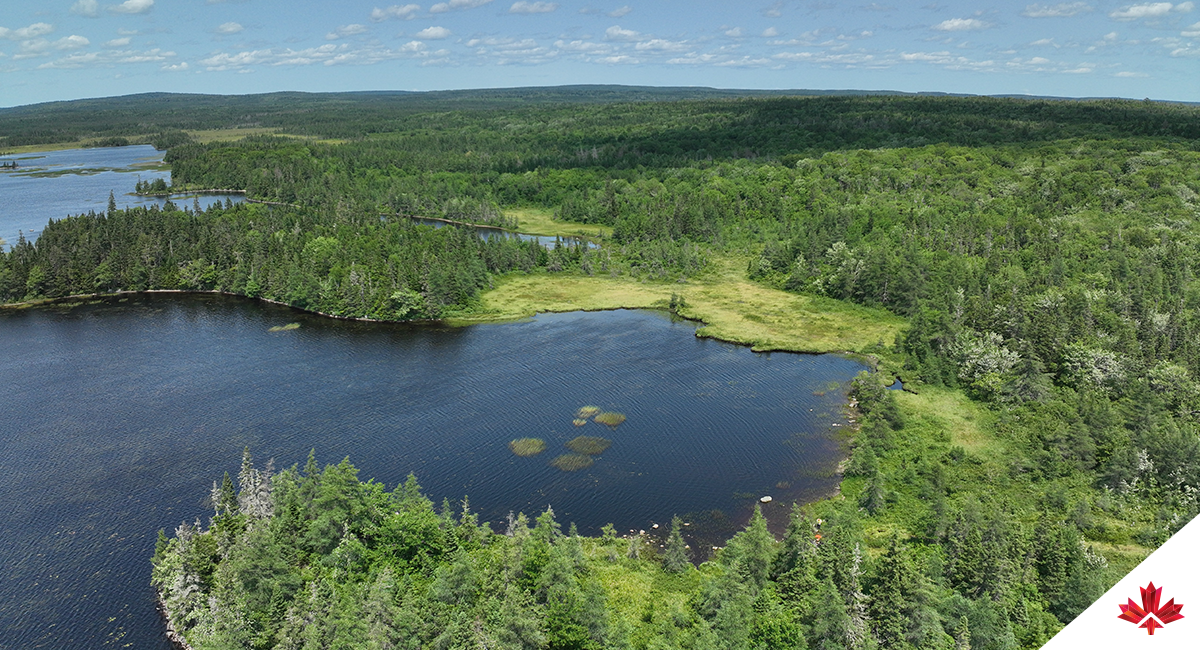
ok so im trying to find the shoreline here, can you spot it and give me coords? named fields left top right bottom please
left=1, top=288, right=880, bottom=358
left=157, top=593, right=195, bottom=650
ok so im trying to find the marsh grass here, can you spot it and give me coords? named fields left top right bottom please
left=268, top=323, right=300, bottom=332
left=566, top=436, right=612, bottom=455
left=593, top=412, right=626, bottom=428
left=508, top=438, right=547, bottom=457
left=573, top=419, right=589, bottom=427
left=576, top=405, right=601, bottom=419
left=459, top=255, right=904, bottom=354
left=551, top=453, right=594, bottom=471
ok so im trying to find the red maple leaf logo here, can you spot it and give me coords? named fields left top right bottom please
left=1118, top=582, right=1185, bottom=635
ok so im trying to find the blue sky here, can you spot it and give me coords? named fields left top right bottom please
left=1, top=0, right=1198, bottom=107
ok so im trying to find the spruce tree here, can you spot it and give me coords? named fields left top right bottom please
left=107, top=190, right=117, bottom=215
left=663, top=515, right=691, bottom=574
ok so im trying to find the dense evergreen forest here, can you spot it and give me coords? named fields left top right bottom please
left=4, top=90, right=1200, bottom=649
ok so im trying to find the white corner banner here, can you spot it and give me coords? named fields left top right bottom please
left=1042, top=514, right=1200, bottom=649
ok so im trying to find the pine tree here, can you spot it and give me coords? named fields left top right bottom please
left=663, top=515, right=691, bottom=574
left=107, top=190, right=117, bottom=215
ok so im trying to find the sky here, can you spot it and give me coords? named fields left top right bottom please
left=1, top=0, right=1198, bottom=107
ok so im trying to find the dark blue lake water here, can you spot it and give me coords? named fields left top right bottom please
left=0, top=146, right=244, bottom=251
left=0, top=296, right=863, bottom=649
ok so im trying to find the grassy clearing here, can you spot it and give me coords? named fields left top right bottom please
left=185, top=128, right=346, bottom=145
left=456, top=254, right=904, bottom=354
left=894, top=387, right=1000, bottom=456
left=505, top=207, right=613, bottom=238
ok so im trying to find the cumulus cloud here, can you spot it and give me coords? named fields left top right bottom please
left=1109, top=2, right=1178, bottom=19
left=106, top=37, right=132, bottom=47
left=763, top=1, right=784, bottom=17
left=0, top=23, right=55, bottom=40
left=608, top=5, right=632, bottom=17
left=762, top=26, right=779, bottom=37
left=1184, top=20, right=1200, bottom=35
left=39, top=46, right=175, bottom=68
left=430, top=0, right=491, bottom=13
left=725, top=27, right=744, bottom=37
left=15, top=35, right=91, bottom=60
left=71, top=0, right=100, bottom=17
left=1114, top=70, right=1149, bottom=76
left=217, top=22, right=244, bottom=34
left=510, top=1, right=557, bottom=13
left=200, top=42, right=432, bottom=70
left=1022, top=2, right=1091, bottom=17
left=108, top=0, right=155, bottom=15
left=370, top=4, right=421, bottom=21
left=605, top=25, right=639, bottom=40
left=326, top=24, right=368, bottom=40
left=414, top=26, right=451, bottom=38
left=162, top=61, right=189, bottom=71
left=933, top=18, right=987, bottom=30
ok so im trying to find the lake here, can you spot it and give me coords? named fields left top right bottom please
left=0, top=146, right=244, bottom=251
left=0, top=295, right=863, bottom=649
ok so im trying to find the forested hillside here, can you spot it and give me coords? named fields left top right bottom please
left=4, top=91, right=1200, bottom=649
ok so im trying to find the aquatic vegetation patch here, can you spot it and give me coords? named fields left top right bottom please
left=593, top=411, right=626, bottom=428
left=268, top=323, right=301, bottom=332
left=509, top=438, right=547, bottom=457
left=576, top=405, right=601, bottom=419
left=572, top=418, right=589, bottom=427
left=566, top=436, right=612, bottom=455
left=551, top=453, right=594, bottom=471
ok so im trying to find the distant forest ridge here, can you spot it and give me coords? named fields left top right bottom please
left=2, top=85, right=1198, bottom=150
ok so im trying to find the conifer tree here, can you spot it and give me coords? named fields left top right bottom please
left=663, top=515, right=691, bottom=574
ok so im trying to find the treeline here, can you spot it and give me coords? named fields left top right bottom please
left=4, top=90, right=1199, bottom=153
left=0, top=200, right=588, bottom=319
left=153, top=376, right=1101, bottom=650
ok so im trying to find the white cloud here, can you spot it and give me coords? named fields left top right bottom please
left=1184, top=20, right=1200, bottom=35
left=1022, top=2, right=1091, bottom=17
left=1178, top=2, right=1196, bottom=11
left=634, top=38, right=688, bottom=52
left=725, top=27, right=743, bottom=37
left=1114, top=70, right=1148, bottom=76
left=105, top=37, right=131, bottom=47
left=162, top=61, right=189, bottom=71
left=217, top=22, right=244, bottom=35
left=933, top=18, right=987, bottom=31
left=1109, top=2, right=1174, bottom=19
left=200, top=42, right=433, bottom=70
left=326, top=24, right=368, bottom=40
left=371, top=4, right=421, bottom=21
left=18, top=36, right=102, bottom=62
left=763, top=1, right=784, bottom=17
left=430, top=0, right=491, bottom=13
left=554, top=38, right=611, bottom=53
left=108, top=0, right=155, bottom=15
left=0, top=23, right=54, bottom=40
left=608, top=5, right=632, bottom=17
left=71, top=0, right=100, bottom=17
left=1030, top=37, right=1055, bottom=44
left=510, top=1, right=557, bottom=13
left=762, top=26, right=779, bottom=37
left=605, top=25, right=639, bottom=40
left=38, top=45, right=176, bottom=68
left=414, top=26, right=451, bottom=38
left=1029, top=56, right=1051, bottom=63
